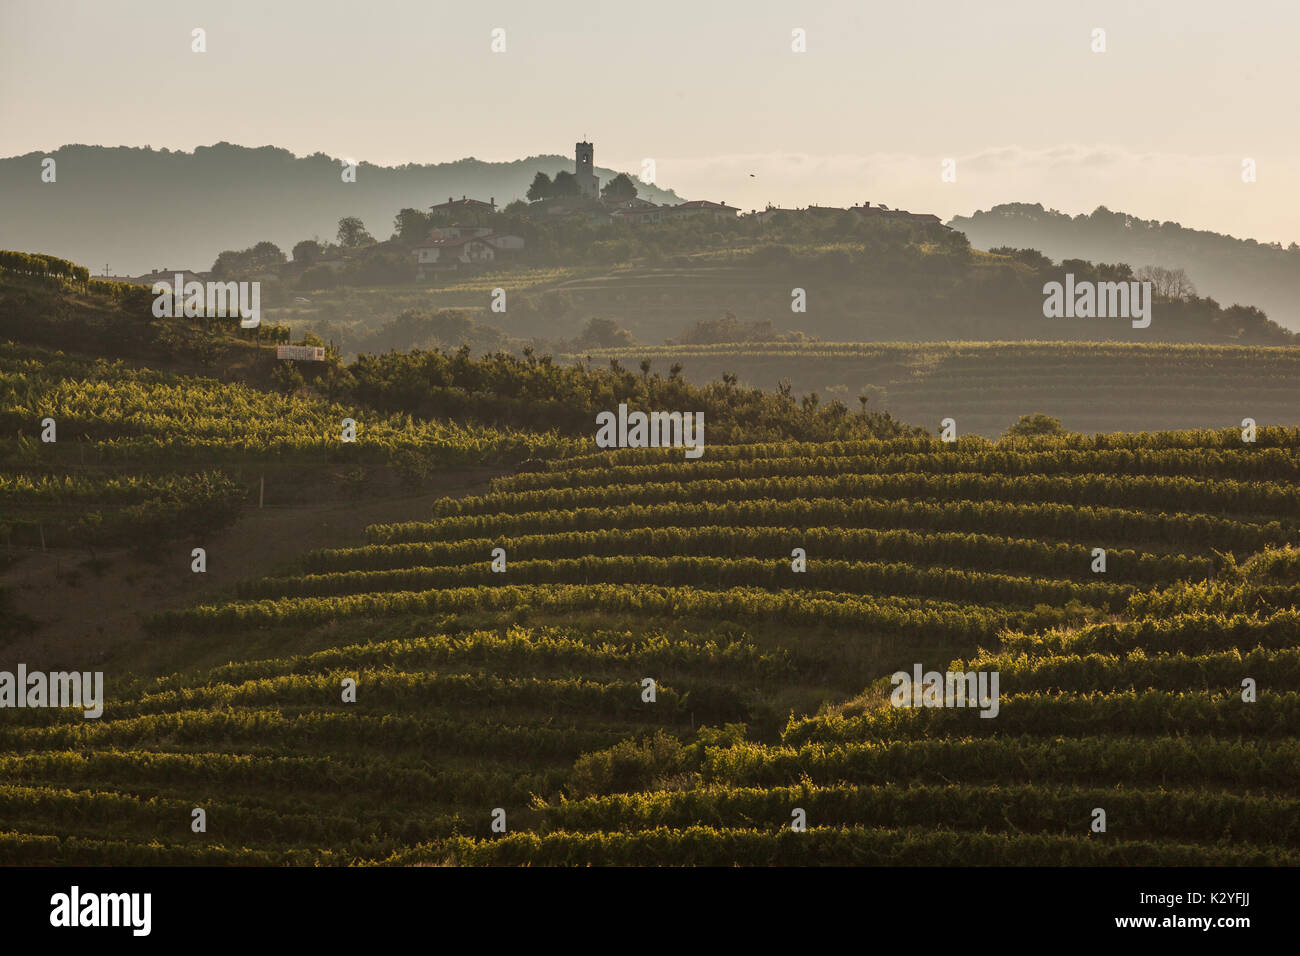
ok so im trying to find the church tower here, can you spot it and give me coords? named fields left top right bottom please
left=574, top=141, right=600, bottom=198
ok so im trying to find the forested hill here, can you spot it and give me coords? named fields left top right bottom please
left=950, top=203, right=1300, bottom=332
left=0, top=143, right=683, bottom=276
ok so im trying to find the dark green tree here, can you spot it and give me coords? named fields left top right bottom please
left=551, top=171, right=581, bottom=198
left=393, top=208, right=432, bottom=243
left=292, top=239, right=323, bottom=264
left=601, top=173, right=639, bottom=202
left=337, top=216, right=374, bottom=248
left=526, top=172, right=554, bottom=202
left=1004, top=413, right=1068, bottom=438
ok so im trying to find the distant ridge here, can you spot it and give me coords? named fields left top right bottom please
left=951, top=203, right=1300, bottom=331
left=0, top=142, right=684, bottom=275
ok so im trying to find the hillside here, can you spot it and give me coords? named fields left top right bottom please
left=951, top=203, right=1300, bottom=332
left=275, top=249, right=1295, bottom=356
left=4, top=256, right=1300, bottom=868
left=570, top=341, right=1300, bottom=437
left=2, top=432, right=1297, bottom=864
left=0, top=143, right=683, bottom=277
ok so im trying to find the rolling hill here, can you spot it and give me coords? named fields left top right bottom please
left=0, top=143, right=683, bottom=277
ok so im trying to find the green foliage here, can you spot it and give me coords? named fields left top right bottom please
left=567, top=731, right=690, bottom=798
left=526, top=172, right=554, bottom=202
left=600, top=173, right=639, bottom=202
left=336, top=216, right=374, bottom=248
left=211, top=241, right=286, bottom=277
left=1004, top=413, right=1067, bottom=438
left=343, top=347, right=921, bottom=443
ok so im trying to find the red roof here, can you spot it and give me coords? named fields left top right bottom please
left=429, top=198, right=495, bottom=211
left=672, top=200, right=738, bottom=211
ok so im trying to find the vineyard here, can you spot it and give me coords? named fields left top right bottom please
left=2, top=426, right=1298, bottom=864
left=569, top=341, right=1300, bottom=436
left=0, top=342, right=575, bottom=550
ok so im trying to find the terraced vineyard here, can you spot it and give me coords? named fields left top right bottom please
left=0, top=343, right=573, bottom=549
left=3, top=428, right=1298, bottom=864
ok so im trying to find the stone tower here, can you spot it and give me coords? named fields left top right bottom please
left=574, top=141, right=600, bottom=199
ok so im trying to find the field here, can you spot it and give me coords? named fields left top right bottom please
left=3, top=422, right=1298, bottom=865
left=571, top=341, right=1300, bottom=436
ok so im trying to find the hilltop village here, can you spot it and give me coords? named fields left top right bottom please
left=93, top=141, right=946, bottom=287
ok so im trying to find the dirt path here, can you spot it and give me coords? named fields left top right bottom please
left=0, top=468, right=500, bottom=669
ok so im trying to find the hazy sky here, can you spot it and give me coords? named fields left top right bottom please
left=3, top=0, right=1297, bottom=243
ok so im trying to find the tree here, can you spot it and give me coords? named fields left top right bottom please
left=337, top=216, right=374, bottom=248
left=1004, top=413, right=1067, bottom=438
left=567, top=317, right=636, bottom=350
left=675, top=312, right=754, bottom=345
left=393, top=208, right=431, bottom=243
left=989, top=246, right=1053, bottom=271
left=601, top=173, right=638, bottom=202
left=551, top=171, right=581, bottom=198
left=250, top=241, right=286, bottom=269
left=211, top=241, right=284, bottom=277
left=210, top=250, right=241, bottom=277
left=292, top=239, right=323, bottom=265
left=526, top=172, right=554, bottom=202
left=1135, top=265, right=1195, bottom=300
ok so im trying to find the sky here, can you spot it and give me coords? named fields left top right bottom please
left=2, top=0, right=1298, bottom=243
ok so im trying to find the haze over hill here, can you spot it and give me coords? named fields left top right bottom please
left=951, top=203, right=1300, bottom=332
left=0, top=142, right=683, bottom=276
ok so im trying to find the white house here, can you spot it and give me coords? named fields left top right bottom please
left=429, top=225, right=494, bottom=240
left=412, top=235, right=497, bottom=279
left=664, top=200, right=741, bottom=222
left=483, top=234, right=525, bottom=251
left=610, top=205, right=665, bottom=226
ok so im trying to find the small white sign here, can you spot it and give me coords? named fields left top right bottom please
left=276, top=345, right=326, bottom=361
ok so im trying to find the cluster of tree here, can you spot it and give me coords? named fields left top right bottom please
left=0, top=250, right=91, bottom=284
left=985, top=247, right=1292, bottom=342
left=990, top=247, right=1197, bottom=298
left=211, top=240, right=287, bottom=278
left=211, top=217, right=377, bottom=281
left=551, top=317, right=639, bottom=353
left=348, top=308, right=509, bottom=357
left=671, top=312, right=815, bottom=346
left=526, top=171, right=639, bottom=202
left=0, top=254, right=288, bottom=365
left=330, top=345, right=924, bottom=444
